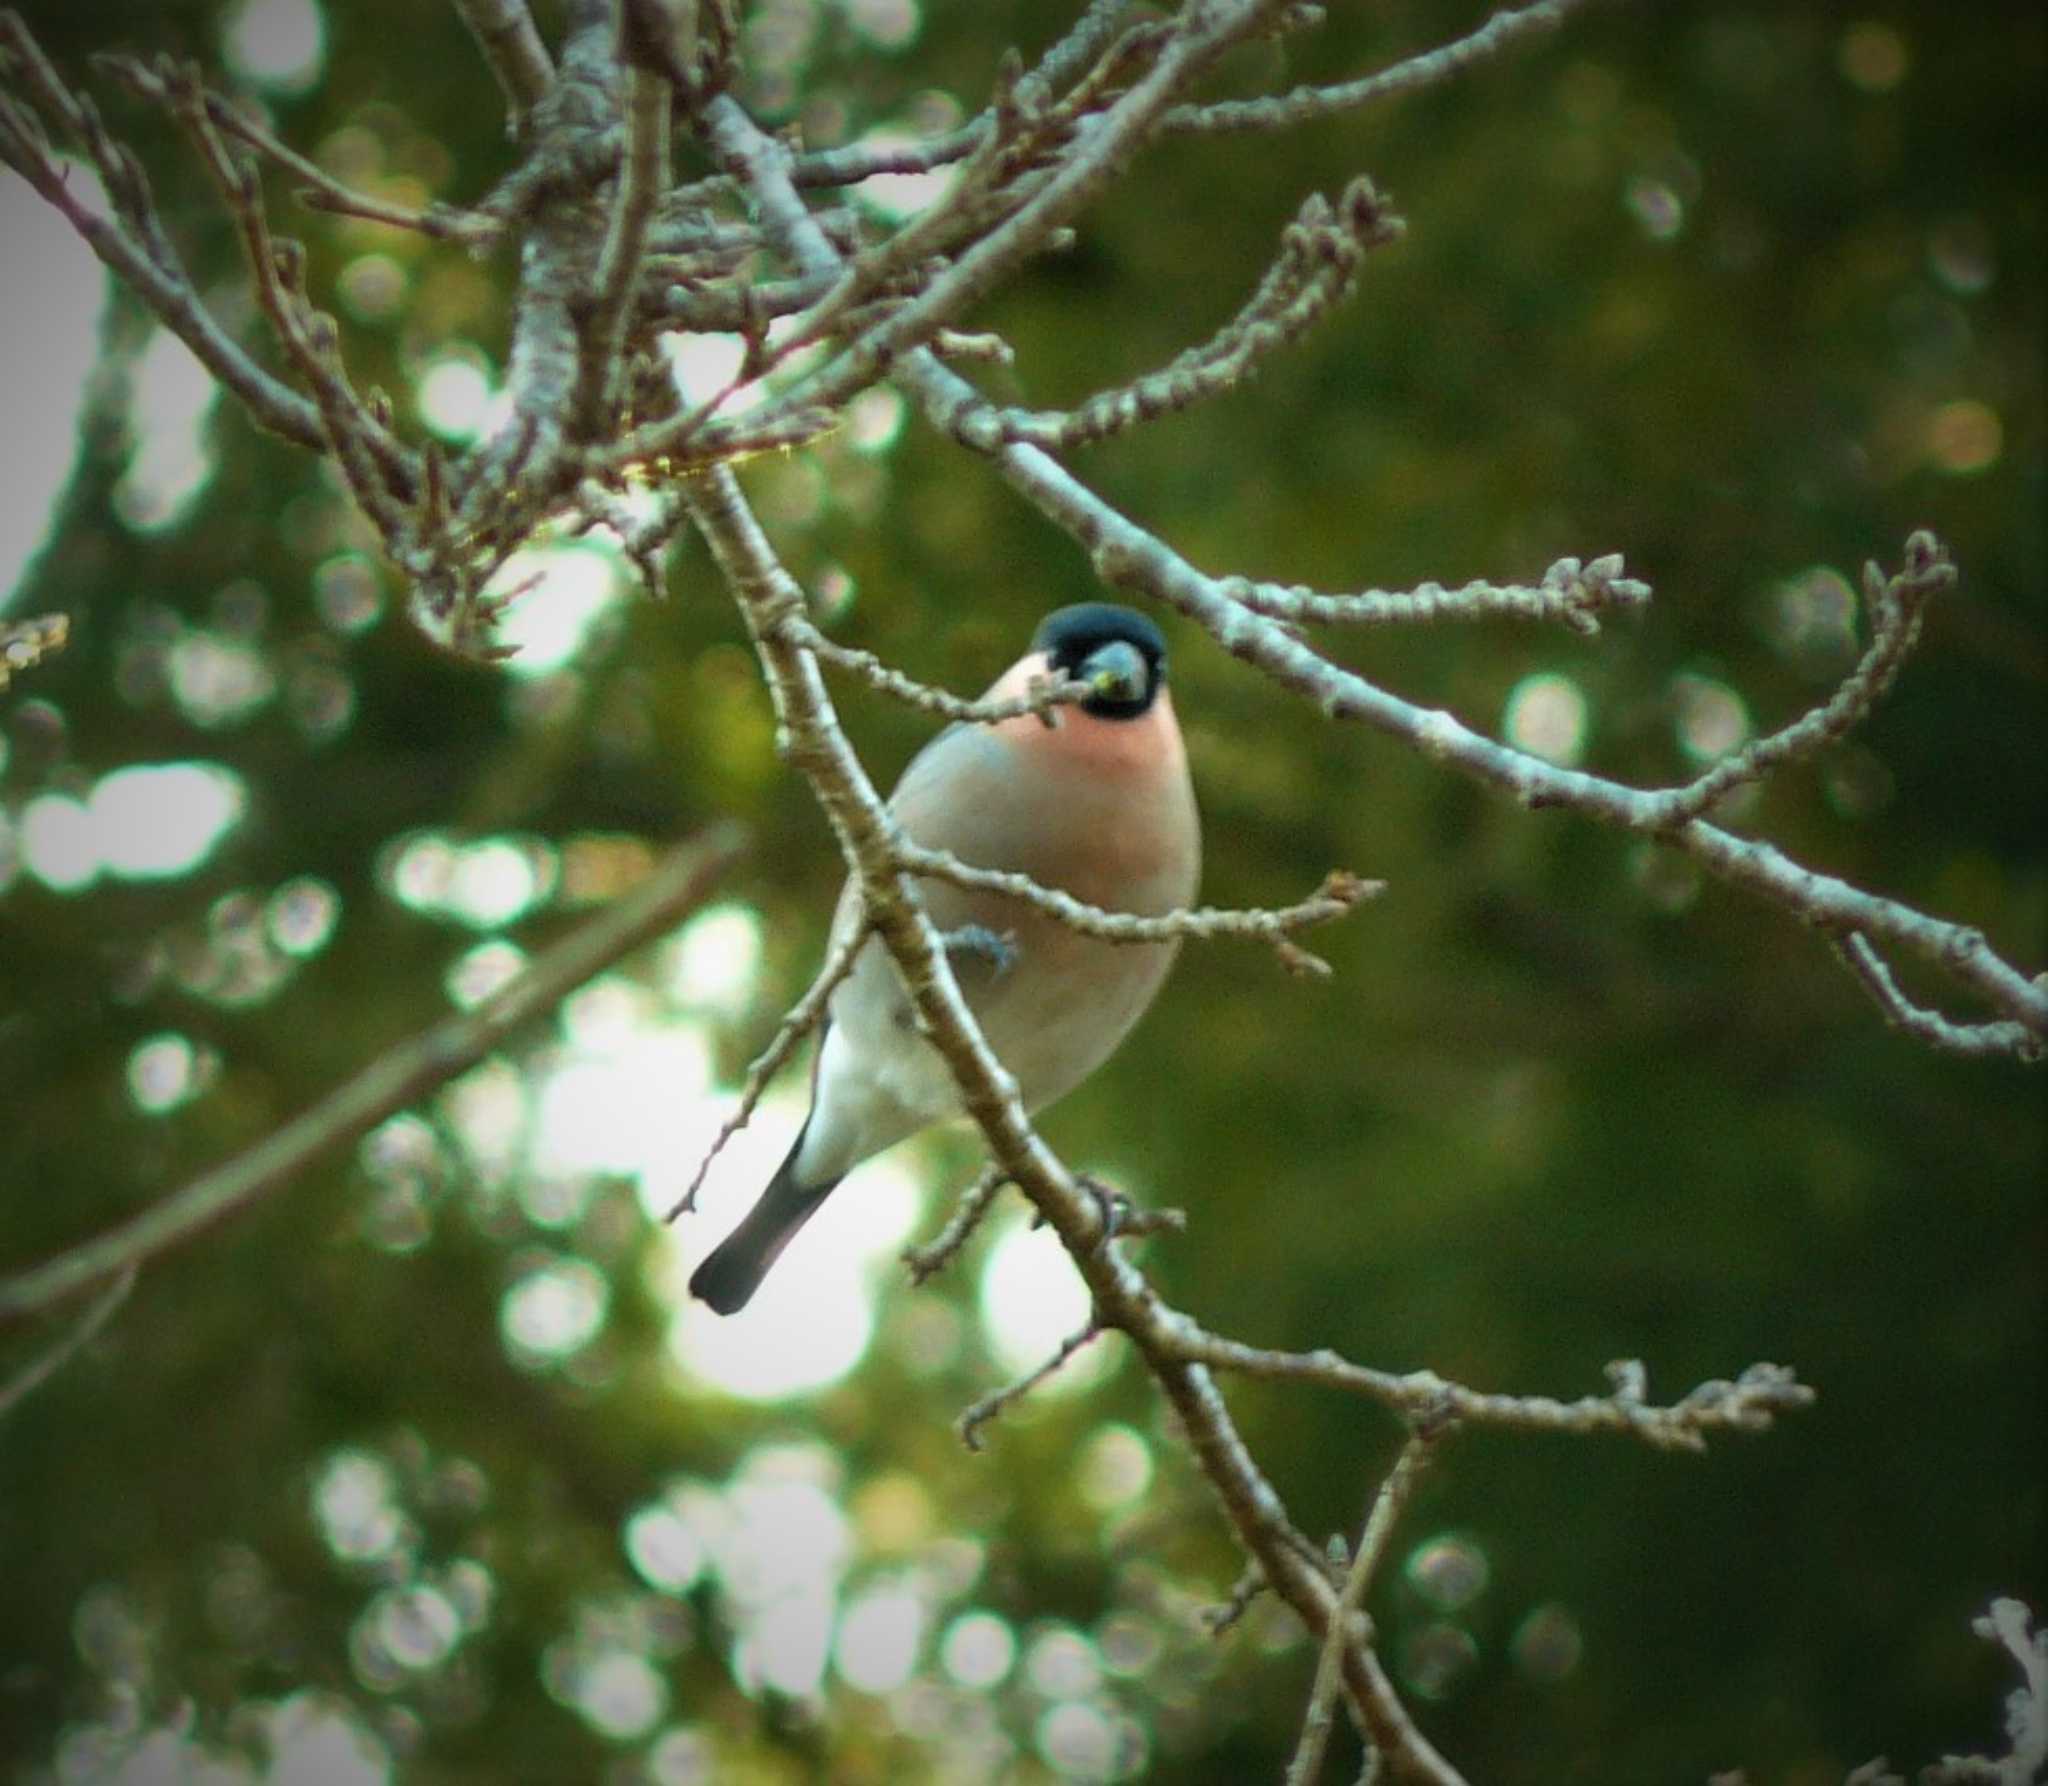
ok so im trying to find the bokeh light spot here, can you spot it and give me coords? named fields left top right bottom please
left=268, top=877, right=341, bottom=956
left=626, top=1500, right=708, bottom=1595
left=20, top=794, right=98, bottom=892
left=127, top=1032, right=216, bottom=1115
left=1405, top=1534, right=1491, bottom=1612
left=312, top=1449, right=408, bottom=1566
left=221, top=0, right=326, bottom=92
left=92, top=762, right=247, bottom=877
left=492, top=546, right=624, bottom=677
left=1076, top=1425, right=1153, bottom=1512
left=1400, top=1619, right=1480, bottom=1702
left=941, top=1610, right=1016, bottom=1690
left=847, top=0, right=919, bottom=50
left=415, top=349, right=500, bottom=441
left=1924, top=399, right=2001, bottom=475
left=1671, top=673, right=1751, bottom=763
left=1624, top=175, right=1684, bottom=241
left=834, top=1580, right=925, bottom=1693
left=114, top=328, right=220, bottom=534
left=664, top=904, right=763, bottom=1016
left=662, top=332, right=748, bottom=408
left=847, top=386, right=906, bottom=453
left=1838, top=21, right=1909, bottom=93
left=500, top=1257, right=610, bottom=1368
left=1511, top=1602, right=1584, bottom=1682
left=337, top=252, right=407, bottom=323
left=1502, top=672, right=1588, bottom=766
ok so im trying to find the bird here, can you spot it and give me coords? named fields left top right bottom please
left=689, top=602, right=1201, bottom=1315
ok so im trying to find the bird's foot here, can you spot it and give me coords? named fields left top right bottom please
left=1077, top=1173, right=1133, bottom=1248
left=941, top=923, right=1017, bottom=979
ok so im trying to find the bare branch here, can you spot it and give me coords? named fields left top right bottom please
left=1930, top=1599, right=2046, bottom=1784
left=0, top=1267, right=135, bottom=1420
left=0, top=16, right=327, bottom=453
left=697, top=96, right=1829, bottom=1779
left=1161, top=0, right=1592, bottom=137
left=785, top=0, right=1132, bottom=190
left=663, top=915, right=872, bottom=1222
left=449, top=0, right=556, bottom=135
left=1184, top=1342, right=1815, bottom=1453
left=902, top=1164, right=1011, bottom=1284
left=1831, top=934, right=2044, bottom=1063
left=791, top=617, right=1094, bottom=724
left=575, top=53, right=672, bottom=437
left=158, top=62, right=420, bottom=521
left=957, top=1318, right=1104, bottom=1450
left=1640, top=537, right=1949, bottom=826
left=1286, top=1436, right=1435, bottom=1786
left=904, top=350, right=2048, bottom=1059
left=1225, top=552, right=1652, bottom=637
left=894, top=844, right=1378, bottom=978
left=91, top=52, right=498, bottom=244
left=953, top=176, right=1404, bottom=453
left=0, top=827, right=744, bottom=1325
left=734, top=0, right=1302, bottom=431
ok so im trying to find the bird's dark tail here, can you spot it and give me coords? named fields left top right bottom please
left=687, top=1126, right=843, bottom=1315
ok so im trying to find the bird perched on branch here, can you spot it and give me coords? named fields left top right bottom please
left=689, top=603, right=1201, bottom=1314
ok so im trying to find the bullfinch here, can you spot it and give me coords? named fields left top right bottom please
left=689, top=603, right=1200, bottom=1314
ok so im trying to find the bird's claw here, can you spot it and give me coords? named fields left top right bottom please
left=941, top=923, right=1018, bottom=978
left=1078, top=1173, right=1133, bottom=1248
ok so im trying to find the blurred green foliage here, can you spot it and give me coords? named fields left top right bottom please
left=0, top=2, right=2041, bottom=1782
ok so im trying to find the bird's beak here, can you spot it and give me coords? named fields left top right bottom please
left=1080, top=639, right=1148, bottom=706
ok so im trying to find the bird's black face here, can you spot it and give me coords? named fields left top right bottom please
left=1033, top=603, right=1167, bottom=720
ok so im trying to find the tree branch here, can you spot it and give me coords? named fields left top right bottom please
left=0, top=827, right=744, bottom=1324
left=682, top=446, right=1468, bottom=1775
left=1160, top=0, right=1593, bottom=137
left=908, top=351, right=2048, bottom=1058
left=0, top=1266, right=136, bottom=1419
left=449, top=0, right=556, bottom=136
left=0, top=15, right=328, bottom=453
left=1285, top=1435, right=1436, bottom=1786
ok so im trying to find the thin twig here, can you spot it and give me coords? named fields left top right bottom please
left=90, top=53, right=498, bottom=243
left=576, top=51, right=673, bottom=436
left=727, top=0, right=1301, bottom=437
left=903, top=1164, right=1011, bottom=1284
left=1641, top=537, right=1951, bottom=826
left=162, top=67, right=420, bottom=526
left=794, top=619, right=1093, bottom=724
left=1224, top=552, right=1651, bottom=637
left=663, top=915, right=872, bottom=1221
left=1183, top=1343, right=1814, bottom=1453
left=1830, top=934, right=2044, bottom=1063
left=0, top=16, right=327, bottom=453
left=0, top=1267, right=137, bottom=1419
left=958, top=1319, right=1104, bottom=1451
left=449, top=0, right=556, bottom=135
left=1935, top=1600, right=2046, bottom=1782
left=1286, top=1436, right=1435, bottom=1786
left=895, top=845, right=1378, bottom=978
left=954, top=177, right=1403, bottom=454
left=907, top=345, right=2048, bottom=1058
left=1161, top=0, right=1590, bottom=137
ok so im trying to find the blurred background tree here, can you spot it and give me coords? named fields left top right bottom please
left=0, top=1, right=2040, bottom=1782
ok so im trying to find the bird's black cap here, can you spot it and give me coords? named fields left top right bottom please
left=1032, top=603, right=1166, bottom=717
